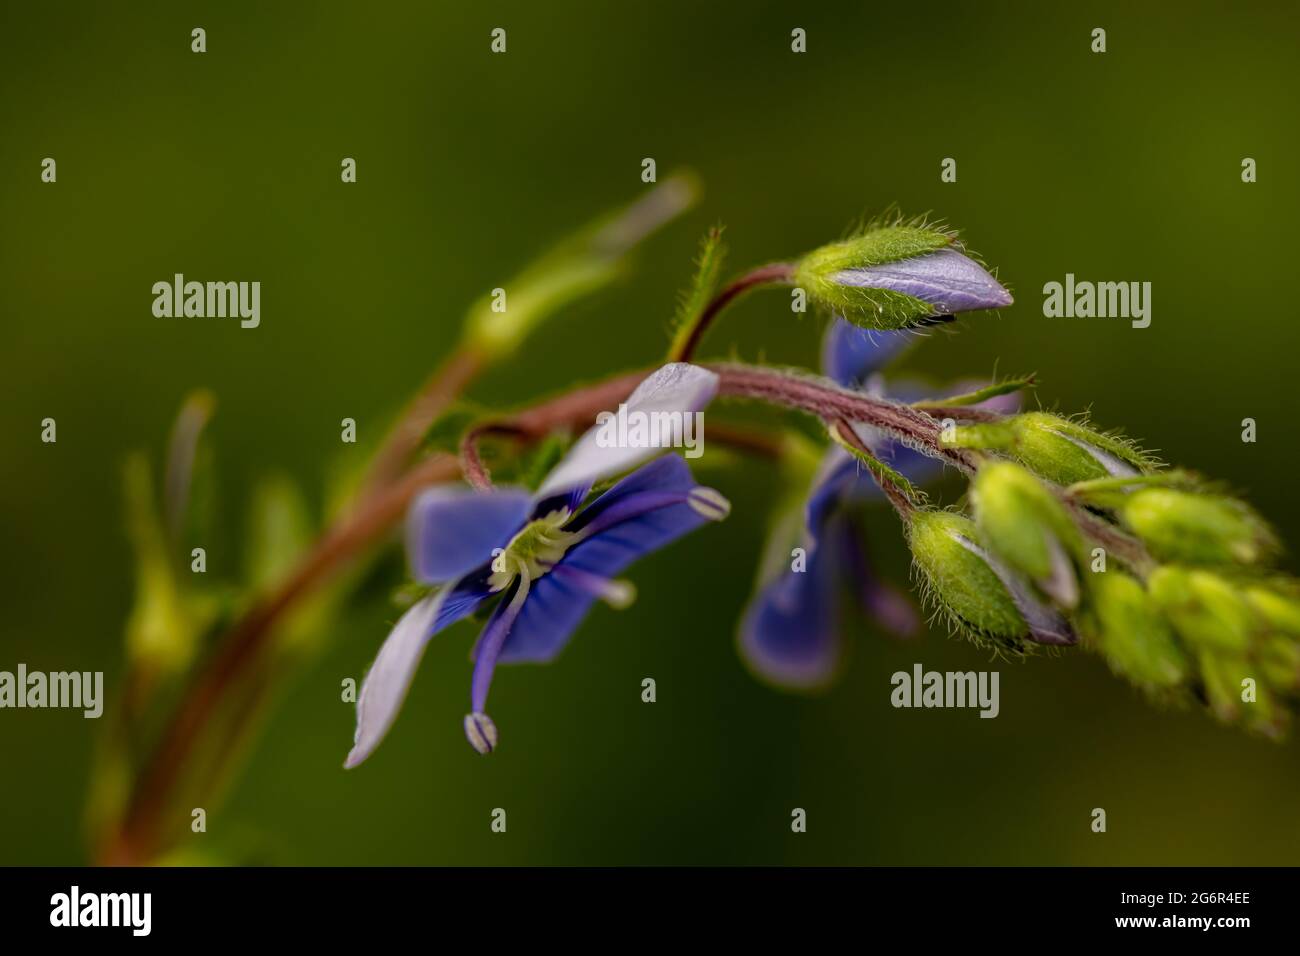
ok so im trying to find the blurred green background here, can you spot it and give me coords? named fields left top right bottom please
left=2, top=0, right=1299, bottom=865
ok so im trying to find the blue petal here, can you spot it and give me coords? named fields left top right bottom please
left=535, top=363, right=718, bottom=500
left=738, top=518, right=847, bottom=689
left=568, top=454, right=696, bottom=532
left=821, top=316, right=914, bottom=387
left=345, top=576, right=492, bottom=768
left=406, top=485, right=532, bottom=583
left=832, top=247, right=1013, bottom=314
left=493, top=566, right=600, bottom=664
left=806, top=448, right=866, bottom=537
left=496, top=456, right=724, bottom=664
left=840, top=520, right=920, bottom=638
left=531, top=482, right=591, bottom=522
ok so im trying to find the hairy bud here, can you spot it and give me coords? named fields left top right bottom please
left=972, top=462, right=1081, bottom=608
left=1147, top=566, right=1254, bottom=653
left=951, top=413, right=1152, bottom=486
left=908, top=510, right=1074, bottom=651
left=1081, top=572, right=1187, bottom=689
left=794, top=223, right=1011, bottom=330
left=1122, top=488, right=1277, bottom=566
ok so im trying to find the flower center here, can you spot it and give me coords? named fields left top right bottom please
left=487, top=509, right=579, bottom=592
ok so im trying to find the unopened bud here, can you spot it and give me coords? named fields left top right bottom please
left=1245, top=586, right=1300, bottom=636
left=908, top=510, right=1075, bottom=650
left=968, top=413, right=1151, bottom=486
left=1147, top=567, right=1254, bottom=653
left=1081, top=573, right=1187, bottom=688
left=1197, top=650, right=1251, bottom=724
left=972, top=462, right=1081, bottom=608
left=1122, top=489, right=1276, bottom=566
left=794, top=224, right=1011, bottom=330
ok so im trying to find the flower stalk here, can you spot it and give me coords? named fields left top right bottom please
left=98, top=195, right=1300, bottom=868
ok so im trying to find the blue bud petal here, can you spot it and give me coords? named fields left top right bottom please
left=831, top=247, right=1012, bottom=314
left=821, top=316, right=915, bottom=387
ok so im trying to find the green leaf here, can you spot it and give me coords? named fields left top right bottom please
left=667, top=225, right=727, bottom=359
left=122, top=454, right=199, bottom=675
left=163, top=389, right=216, bottom=554
left=914, top=375, right=1035, bottom=408
left=462, top=172, right=699, bottom=360
left=244, top=474, right=315, bottom=592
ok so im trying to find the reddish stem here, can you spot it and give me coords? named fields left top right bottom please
left=670, top=263, right=796, bottom=362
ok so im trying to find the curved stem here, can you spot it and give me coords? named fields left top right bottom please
left=105, top=358, right=1143, bottom=864
left=670, top=263, right=796, bottom=362
left=359, top=346, right=487, bottom=502
left=459, top=422, right=528, bottom=491
left=104, top=370, right=650, bottom=864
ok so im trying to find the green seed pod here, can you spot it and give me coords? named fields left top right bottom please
left=1082, top=573, right=1188, bottom=688
left=1122, top=488, right=1276, bottom=566
left=972, top=462, right=1081, bottom=608
left=908, top=511, right=1027, bottom=648
left=1148, top=566, right=1255, bottom=654
left=996, top=413, right=1152, bottom=486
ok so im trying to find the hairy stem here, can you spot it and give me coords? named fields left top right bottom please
left=669, top=263, right=796, bottom=362
left=104, top=358, right=1150, bottom=863
left=709, top=362, right=979, bottom=471
left=832, top=418, right=916, bottom=518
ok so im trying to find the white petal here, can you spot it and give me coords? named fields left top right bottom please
left=536, top=363, right=718, bottom=499
left=344, top=590, right=447, bottom=768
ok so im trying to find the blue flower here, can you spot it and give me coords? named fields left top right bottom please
left=347, top=364, right=728, bottom=764
left=738, top=319, right=1018, bottom=689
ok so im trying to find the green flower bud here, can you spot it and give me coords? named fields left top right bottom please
left=908, top=510, right=1075, bottom=651
left=793, top=223, right=1012, bottom=330
left=1082, top=573, right=1188, bottom=688
left=1244, top=586, right=1300, bottom=636
left=1196, top=651, right=1284, bottom=737
left=952, top=413, right=1153, bottom=486
left=972, top=462, right=1081, bottom=608
left=1122, top=488, right=1276, bottom=566
left=1246, top=587, right=1300, bottom=691
left=1148, top=566, right=1255, bottom=654
left=1197, top=650, right=1251, bottom=724
left=1259, top=636, right=1300, bottom=692
left=1012, top=414, right=1153, bottom=485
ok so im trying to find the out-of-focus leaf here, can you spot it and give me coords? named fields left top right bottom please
left=461, top=172, right=699, bottom=360
left=163, top=390, right=216, bottom=554
left=123, top=454, right=198, bottom=675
